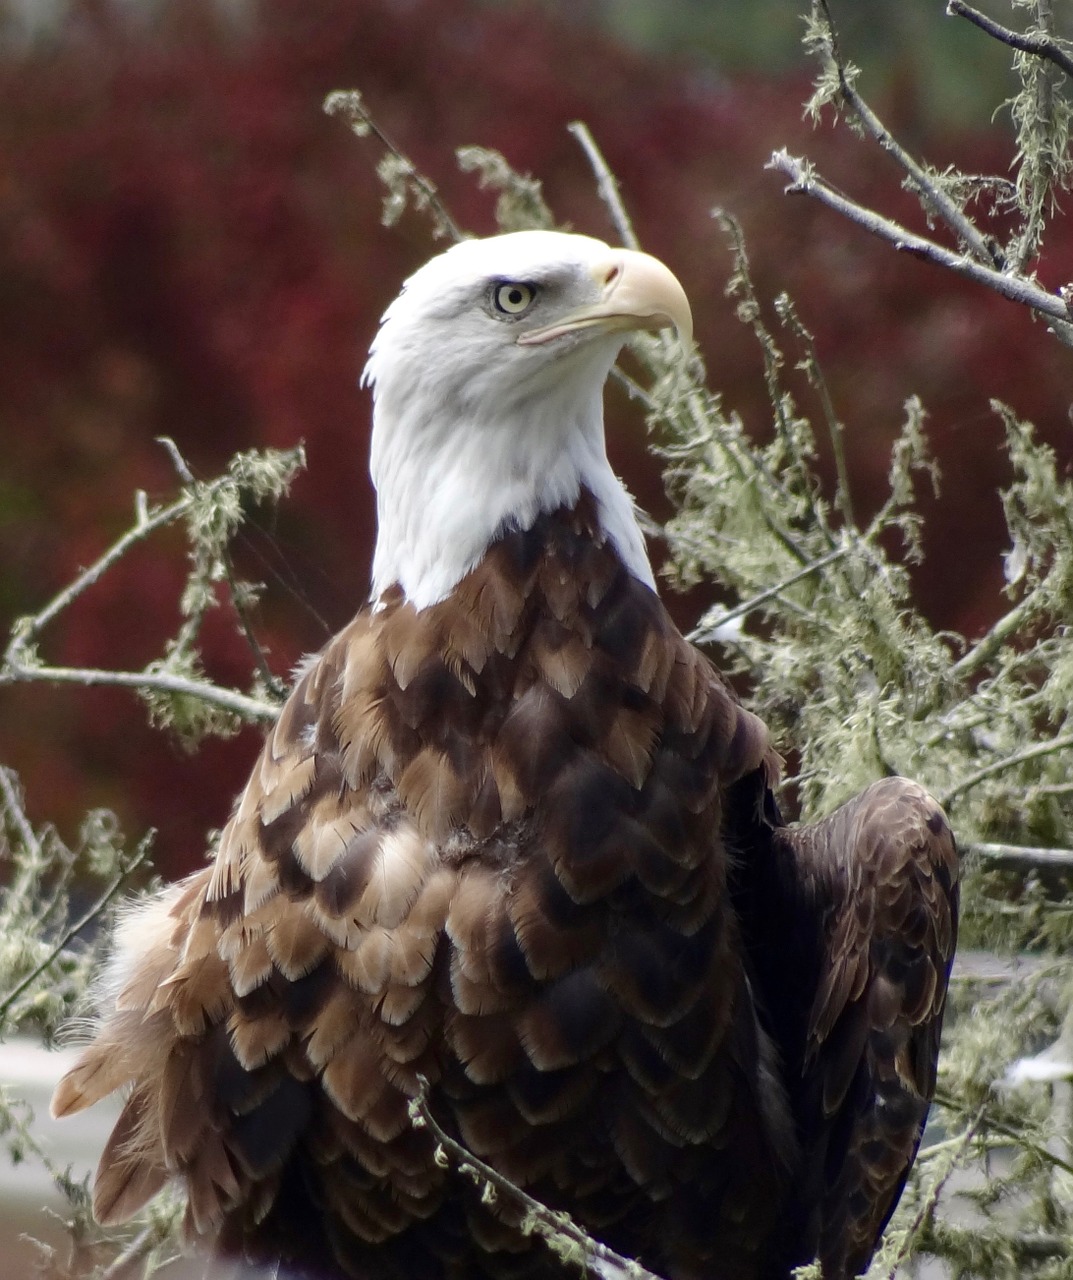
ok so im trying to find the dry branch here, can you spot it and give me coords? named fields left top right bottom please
left=948, top=0, right=1073, bottom=81
left=767, top=149, right=1073, bottom=340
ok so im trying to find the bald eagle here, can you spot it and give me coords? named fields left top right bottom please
left=52, top=231, right=958, bottom=1280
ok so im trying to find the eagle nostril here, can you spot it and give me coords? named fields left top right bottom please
left=602, top=263, right=621, bottom=290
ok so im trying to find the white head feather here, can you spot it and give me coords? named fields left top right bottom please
left=362, top=230, right=691, bottom=609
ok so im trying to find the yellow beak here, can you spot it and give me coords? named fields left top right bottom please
left=516, top=249, right=693, bottom=349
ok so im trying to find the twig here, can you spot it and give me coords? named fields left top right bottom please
left=1, top=440, right=293, bottom=726
left=157, top=434, right=196, bottom=485
left=610, top=364, right=657, bottom=409
left=1, top=439, right=291, bottom=673
left=813, top=0, right=1003, bottom=268
left=0, top=659, right=280, bottom=723
left=221, top=555, right=288, bottom=702
left=950, top=583, right=1048, bottom=680
left=641, top=214, right=778, bottom=530
left=948, top=0, right=1073, bottom=82
left=567, top=121, right=640, bottom=251
left=4, top=494, right=189, bottom=653
left=615, top=363, right=819, bottom=572
left=571, top=120, right=697, bottom=439
left=877, top=1107, right=984, bottom=1280
left=940, top=730, right=1073, bottom=808
left=157, top=438, right=287, bottom=701
left=768, top=149, right=1073, bottom=346
left=0, top=767, right=59, bottom=933
left=0, top=833, right=152, bottom=1025
left=965, top=840, right=1073, bottom=873
left=775, top=294, right=856, bottom=530
left=97, top=1223, right=169, bottom=1280
left=719, top=214, right=839, bottom=554
left=409, top=1078, right=665, bottom=1280
left=933, top=1088, right=1073, bottom=1179
left=791, top=1, right=1073, bottom=346
left=923, top=707, right=991, bottom=749
left=0, top=765, right=43, bottom=869
left=689, top=545, right=849, bottom=644
left=1004, top=0, right=1064, bottom=271
left=323, top=90, right=465, bottom=243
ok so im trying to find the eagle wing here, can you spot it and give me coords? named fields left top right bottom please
left=733, top=775, right=959, bottom=1277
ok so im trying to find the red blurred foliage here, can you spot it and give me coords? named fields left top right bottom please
left=1, top=0, right=1070, bottom=872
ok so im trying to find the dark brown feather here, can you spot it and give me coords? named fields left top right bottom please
left=732, top=774, right=959, bottom=1277
left=53, top=494, right=956, bottom=1280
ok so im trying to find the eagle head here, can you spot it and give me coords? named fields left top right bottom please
left=362, top=230, right=691, bottom=610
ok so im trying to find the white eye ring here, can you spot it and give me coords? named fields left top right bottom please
left=492, top=281, right=537, bottom=316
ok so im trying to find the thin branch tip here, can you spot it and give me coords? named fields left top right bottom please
left=156, top=436, right=196, bottom=485
left=568, top=121, right=640, bottom=251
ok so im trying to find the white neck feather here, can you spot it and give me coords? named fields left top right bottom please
left=366, top=347, right=654, bottom=610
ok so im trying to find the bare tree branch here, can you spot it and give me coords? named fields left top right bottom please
left=813, top=0, right=1003, bottom=267
left=0, top=442, right=298, bottom=733
left=767, top=149, right=1073, bottom=346
left=0, top=658, right=280, bottom=724
left=965, top=840, right=1073, bottom=873
left=948, top=0, right=1073, bottom=81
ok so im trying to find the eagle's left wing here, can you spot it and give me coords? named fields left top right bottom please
left=730, top=775, right=959, bottom=1278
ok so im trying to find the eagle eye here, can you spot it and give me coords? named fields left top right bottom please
left=492, top=281, right=537, bottom=317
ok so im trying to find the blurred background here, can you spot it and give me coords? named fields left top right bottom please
left=1, top=0, right=1071, bottom=881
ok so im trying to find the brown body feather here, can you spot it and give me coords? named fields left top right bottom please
left=53, top=494, right=957, bottom=1280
